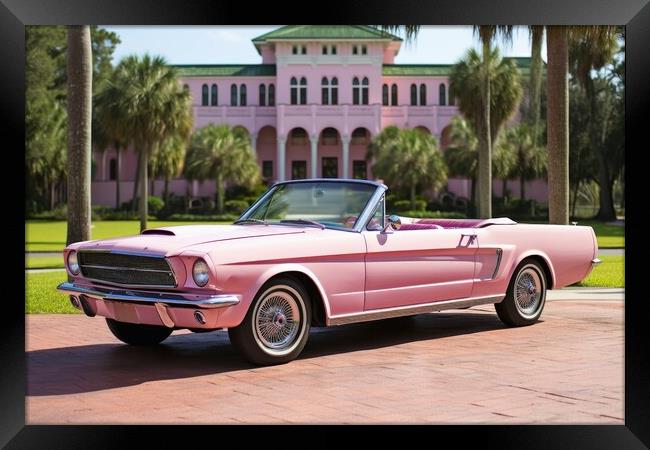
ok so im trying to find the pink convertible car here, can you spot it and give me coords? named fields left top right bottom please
left=58, top=179, right=600, bottom=365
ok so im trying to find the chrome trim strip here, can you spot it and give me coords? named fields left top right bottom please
left=57, top=282, right=240, bottom=309
left=327, top=295, right=505, bottom=326
left=492, top=249, right=503, bottom=279
left=591, top=258, right=602, bottom=267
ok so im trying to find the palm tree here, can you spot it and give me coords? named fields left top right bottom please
left=449, top=47, right=523, bottom=212
left=368, top=126, right=447, bottom=209
left=150, top=134, right=188, bottom=204
left=444, top=116, right=515, bottom=212
left=66, top=25, right=92, bottom=245
left=184, top=124, right=260, bottom=214
left=500, top=124, right=547, bottom=201
left=97, top=54, right=193, bottom=231
left=443, top=117, right=478, bottom=207
left=569, top=26, right=620, bottom=221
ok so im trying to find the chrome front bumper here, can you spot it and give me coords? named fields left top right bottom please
left=57, top=281, right=240, bottom=309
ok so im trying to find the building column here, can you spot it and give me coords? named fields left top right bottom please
left=310, top=135, right=318, bottom=178
left=342, top=135, right=350, bottom=179
left=277, top=137, right=286, bottom=181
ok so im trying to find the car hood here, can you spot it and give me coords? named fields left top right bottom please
left=72, top=224, right=305, bottom=256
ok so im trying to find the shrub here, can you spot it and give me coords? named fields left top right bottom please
left=224, top=199, right=250, bottom=215
left=392, top=199, right=427, bottom=212
left=148, top=196, right=165, bottom=214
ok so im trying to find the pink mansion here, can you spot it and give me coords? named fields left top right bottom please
left=91, top=25, right=548, bottom=206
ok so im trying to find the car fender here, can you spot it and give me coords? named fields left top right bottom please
left=509, top=249, right=556, bottom=289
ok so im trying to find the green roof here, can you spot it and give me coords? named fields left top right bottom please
left=252, top=25, right=402, bottom=42
left=383, top=57, right=538, bottom=76
left=174, top=65, right=276, bottom=77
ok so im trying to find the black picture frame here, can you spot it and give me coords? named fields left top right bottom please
left=4, top=0, right=647, bottom=447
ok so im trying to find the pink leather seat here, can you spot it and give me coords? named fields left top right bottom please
left=398, top=223, right=442, bottom=231
left=416, top=218, right=483, bottom=228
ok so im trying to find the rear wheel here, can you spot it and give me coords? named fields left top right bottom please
left=229, top=277, right=311, bottom=366
left=495, top=259, right=547, bottom=326
left=105, top=318, right=173, bottom=345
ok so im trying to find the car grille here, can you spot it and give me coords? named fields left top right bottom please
left=78, top=251, right=176, bottom=287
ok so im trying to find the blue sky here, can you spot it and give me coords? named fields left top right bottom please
left=102, top=26, right=547, bottom=66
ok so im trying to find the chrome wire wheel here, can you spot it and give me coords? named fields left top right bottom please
left=514, top=266, right=544, bottom=318
left=252, top=285, right=305, bottom=356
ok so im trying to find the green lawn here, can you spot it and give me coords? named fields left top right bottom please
left=581, top=221, right=625, bottom=249
left=25, top=220, right=230, bottom=252
left=26, top=256, right=65, bottom=269
left=26, top=270, right=79, bottom=314
left=574, top=255, right=624, bottom=288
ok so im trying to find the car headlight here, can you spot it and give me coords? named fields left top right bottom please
left=192, top=258, right=210, bottom=287
left=67, top=250, right=80, bottom=275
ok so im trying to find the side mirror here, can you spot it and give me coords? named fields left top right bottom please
left=384, top=214, right=401, bottom=232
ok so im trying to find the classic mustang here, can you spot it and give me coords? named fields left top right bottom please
left=58, top=179, right=601, bottom=365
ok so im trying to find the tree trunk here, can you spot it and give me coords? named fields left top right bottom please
left=164, top=178, right=170, bottom=204
left=215, top=172, right=225, bottom=214
left=131, top=152, right=140, bottom=213
left=520, top=175, right=526, bottom=201
left=478, top=40, right=493, bottom=219
left=49, top=180, right=55, bottom=210
left=138, top=148, right=148, bottom=231
left=529, top=26, right=544, bottom=143
left=115, top=146, right=121, bottom=209
left=546, top=26, right=570, bottom=224
left=66, top=25, right=92, bottom=245
left=501, top=179, right=508, bottom=203
left=150, top=168, right=155, bottom=197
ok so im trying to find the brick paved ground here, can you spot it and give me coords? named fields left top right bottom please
left=26, top=298, right=623, bottom=424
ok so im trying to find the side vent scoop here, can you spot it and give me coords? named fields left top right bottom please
left=141, top=229, right=176, bottom=236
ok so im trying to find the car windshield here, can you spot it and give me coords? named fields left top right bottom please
left=239, top=181, right=377, bottom=230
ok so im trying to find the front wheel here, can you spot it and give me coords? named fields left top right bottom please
left=495, top=259, right=547, bottom=327
left=228, top=278, right=311, bottom=366
left=106, top=318, right=173, bottom=345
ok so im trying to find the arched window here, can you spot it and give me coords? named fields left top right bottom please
left=321, top=77, right=329, bottom=105
left=439, top=83, right=446, bottom=106
left=230, top=84, right=238, bottom=106
left=259, top=84, right=266, bottom=106
left=321, top=77, right=338, bottom=105
left=290, top=77, right=298, bottom=105
left=410, top=84, right=417, bottom=106
left=299, top=77, right=307, bottom=105
left=419, top=83, right=427, bottom=106
left=352, top=77, right=360, bottom=105
left=210, top=84, right=218, bottom=106
left=361, top=77, right=369, bottom=105
left=290, top=77, right=307, bottom=105
left=331, top=77, right=338, bottom=105
left=361, top=45, right=367, bottom=55
left=268, top=84, right=275, bottom=106
left=448, top=84, right=455, bottom=106
left=239, top=84, right=247, bottom=106
left=391, top=84, right=398, bottom=106
left=202, top=84, right=209, bottom=106
left=382, top=84, right=389, bottom=106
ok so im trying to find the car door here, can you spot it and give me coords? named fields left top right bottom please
left=363, top=225, right=478, bottom=311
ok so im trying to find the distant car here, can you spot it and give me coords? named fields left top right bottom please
left=58, top=179, right=601, bottom=365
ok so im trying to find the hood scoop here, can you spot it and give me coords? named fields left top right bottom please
left=141, top=229, right=176, bottom=236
